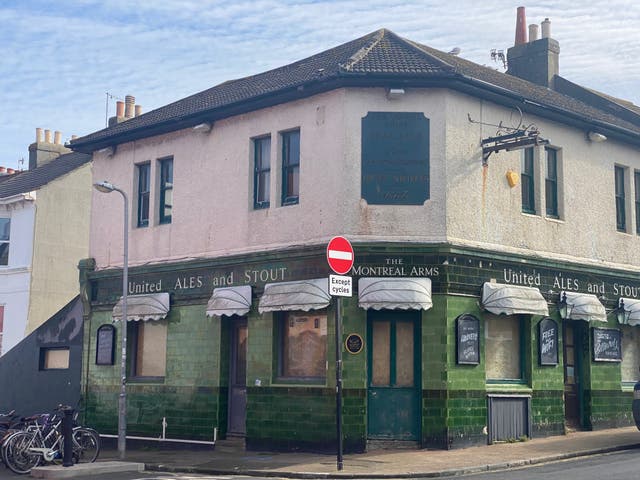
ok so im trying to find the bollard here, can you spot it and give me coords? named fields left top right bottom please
left=62, top=406, right=74, bottom=467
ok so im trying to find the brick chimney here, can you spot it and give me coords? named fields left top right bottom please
left=506, top=7, right=560, bottom=89
left=28, top=128, right=72, bottom=170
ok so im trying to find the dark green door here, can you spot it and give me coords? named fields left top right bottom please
left=367, top=311, right=421, bottom=440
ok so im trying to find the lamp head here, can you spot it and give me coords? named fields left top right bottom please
left=558, top=291, right=568, bottom=319
left=94, top=180, right=116, bottom=194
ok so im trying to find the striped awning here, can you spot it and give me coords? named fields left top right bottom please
left=258, top=278, right=330, bottom=313
left=206, top=286, right=252, bottom=318
left=358, top=277, right=432, bottom=310
left=112, top=292, right=170, bottom=322
left=481, top=283, right=549, bottom=316
left=561, top=291, right=606, bottom=322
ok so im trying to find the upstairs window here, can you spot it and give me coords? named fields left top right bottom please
left=545, top=147, right=559, bottom=218
left=521, top=148, right=535, bottom=214
left=281, top=130, right=300, bottom=206
left=159, top=157, right=173, bottom=224
left=136, top=163, right=150, bottom=227
left=253, top=136, right=271, bottom=209
left=0, top=218, right=9, bottom=266
left=615, top=165, right=626, bottom=232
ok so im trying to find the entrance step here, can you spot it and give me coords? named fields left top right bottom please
left=216, top=436, right=246, bottom=451
left=367, top=439, right=420, bottom=451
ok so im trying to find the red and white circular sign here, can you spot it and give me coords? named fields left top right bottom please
left=326, top=236, right=354, bottom=275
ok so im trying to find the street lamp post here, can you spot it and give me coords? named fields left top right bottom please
left=93, top=180, right=129, bottom=460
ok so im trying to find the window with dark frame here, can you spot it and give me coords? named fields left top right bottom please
left=159, top=157, right=173, bottom=224
left=39, top=347, right=70, bottom=370
left=281, top=130, right=300, bottom=206
left=253, top=136, right=271, bottom=209
left=635, top=170, right=640, bottom=235
left=615, top=165, right=626, bottom=232
left=545, top=147, right=558, bottom=218
left=127, top=320, right=167, bottom=380
left=0, top=218, right=10, bottom=266
left=278, top=311, right=326, bottom=382
left=521, top=148, right=535, bottom=214
left=137, top=163, right=150, bottom=227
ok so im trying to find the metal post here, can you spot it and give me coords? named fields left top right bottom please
left=93, top=181, right=128, bottom=460
left=118, top=188, right=129, bottom=460
left=335, top=296, right=343, bottom=470
left=62, top=406, right=74, bottom=467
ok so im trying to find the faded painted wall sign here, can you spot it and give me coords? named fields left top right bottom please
left=361, top=112, right=430, bottom=205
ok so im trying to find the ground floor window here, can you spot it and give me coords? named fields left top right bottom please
left=621, top=325, right=640, bottom=383
left=278, top=311, right=327, bottom=382
left=128, top=320, right=167, bottom=379
left=485, top=313, right=523, bottom=382
left=40, top=347, right=70, bottom=370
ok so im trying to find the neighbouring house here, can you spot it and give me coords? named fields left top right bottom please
left=69, top=9, right=640, bottom=451
left=0, top=129, right=91, bottom=357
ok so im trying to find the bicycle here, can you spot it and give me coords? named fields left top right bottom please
left=1, top=406, right=100, bottom=474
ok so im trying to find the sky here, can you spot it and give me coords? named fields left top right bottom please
left=1, top=1, right=639, bottom=170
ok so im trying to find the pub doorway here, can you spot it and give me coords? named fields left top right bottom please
left=563, top=320, right=583, bottom=430
left=366, top=310, right=421, bottom=442
left=228, top=318, right=247, bottom=436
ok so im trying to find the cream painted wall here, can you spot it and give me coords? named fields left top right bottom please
left=90, top=86, right=640, bottom=274
left=26, top=164, right=92, bottom=334
left=0, top=199, right=34, bottom=355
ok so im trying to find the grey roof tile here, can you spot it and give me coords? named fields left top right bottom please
left=69, top=28, right=640, bottom=152
left=0, top=152, right=91, bottom=199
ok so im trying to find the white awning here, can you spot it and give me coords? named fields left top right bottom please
left=358, top=277, right=432, bottom=310
left=561, top=291, right=606, bottom=322
left=206, top=286, right=252, bottom=318
left=617, top=297, right=640, bottom=326
left=113, top=292, right=170, bottom=322
left=258, top=278, right=330, bottom=313
left=481, top=283, right=549, bottom=316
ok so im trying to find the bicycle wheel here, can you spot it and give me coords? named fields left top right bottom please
left=3, top=431, right=41, bottom=474
left=72, top=428, right=100, bottom=463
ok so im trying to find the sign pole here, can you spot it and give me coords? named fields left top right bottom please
left=335, top=295, right=344, bottom=471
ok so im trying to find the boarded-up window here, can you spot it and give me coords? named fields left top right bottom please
left=280, top=312, right=327, bottom=380
left=40, top=348, right=70, bottom=369
left=622, top=326, right=640, bottom=382
left=129, top=320, right=167, bottom=378
left=485, top=314, right=522, bottom=380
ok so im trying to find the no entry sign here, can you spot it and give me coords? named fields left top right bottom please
left=327, top=236, right=354, bottom=275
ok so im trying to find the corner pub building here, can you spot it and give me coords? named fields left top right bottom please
left=71, top=13, right=640, bottom=451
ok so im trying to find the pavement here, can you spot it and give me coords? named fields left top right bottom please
left=30, top=426, right=640, bottom=479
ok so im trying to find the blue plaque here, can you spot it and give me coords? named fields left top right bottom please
left=361, top=112, right=430, bottom=205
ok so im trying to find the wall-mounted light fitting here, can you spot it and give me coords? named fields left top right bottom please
left=557, top=291, right=569, bottom=319
left=193, top=122, right=212, bottom=134
left=97, top=146, right=115, bottom=157
left=587, top=131, right=607, bottom=143
left=386, top=88, right=405, bottom=100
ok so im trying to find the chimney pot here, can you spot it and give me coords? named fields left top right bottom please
left=541, top=18, right=551, bottom=38
left=528, top=24, right=539, bottom=42
left=36, top=127, right=43, bottom=143
left=125, top=95, right=135, bottom=118
left=44, top=129, right=52, bottom=143
left=135, top=105, right=142, bottom=117
left=515, top=6, right=527, bottom=45
left=116, top=101, right=125, bottom=118
left=54, top=131, right=61, bottom=145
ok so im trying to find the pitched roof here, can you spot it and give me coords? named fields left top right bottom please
left=69, top=28, right=640, bottom=153
left=0, top=152, right=91, bottom=199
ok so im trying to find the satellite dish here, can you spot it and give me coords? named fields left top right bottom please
left=448, top=47, right=461, bottom=56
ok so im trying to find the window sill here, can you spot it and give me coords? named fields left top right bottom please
left=128, top=376, right=165, bottom=384
left=273, top=378, right=326, bottom=386
left=486, top=382, right=532, bottom=394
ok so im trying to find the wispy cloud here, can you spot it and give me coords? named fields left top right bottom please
left=1, top=1, right=638, bottom=169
